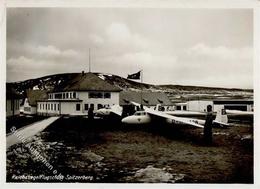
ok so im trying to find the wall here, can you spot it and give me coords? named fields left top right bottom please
left=60, top=102, right=81, bottom=115
left=6, top=99, right=20, bottom=117
left=37, top=91, right=120, bottom=116
left=37, top=101, right=83, bottom=116
left=23, top=98, right=36, bottom=115
left=187, top=100, right=213, bottom=112
left=37, top=101, right=60, bottom=116
left=78, top=91, right=120, bottom=112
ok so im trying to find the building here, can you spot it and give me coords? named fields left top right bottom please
left=23, top=89, right=48, bottom=115
left=175, top=102, right=188, bottom=111
left=120, top=91, right=174, bottom=111
left=175, top=99, right=253, bottom=112
left=213, top=99, right=253, bottom=112
left=37, top=72, right=122, bottom=116
left=6, top=84, right=22, bottom=117
left=185, top=100, right=213, bottom=112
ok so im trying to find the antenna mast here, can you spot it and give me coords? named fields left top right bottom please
left=89, top=48, right=91, bottom=72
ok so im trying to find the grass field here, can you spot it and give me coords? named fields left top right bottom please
left=6, top=116, right=253, bottom=183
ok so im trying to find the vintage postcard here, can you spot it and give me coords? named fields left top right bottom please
left=1, top=0, right=259, bottom=188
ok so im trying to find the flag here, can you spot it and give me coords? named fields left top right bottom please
left=127, top=71, right=141, bottom=80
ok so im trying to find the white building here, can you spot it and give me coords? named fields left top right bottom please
left=23, top=89, right=48, bottom=115
left=37, top=72, right=121, bottom=116
left=175, top=99, right=253, bottom=112
left=187, top=100, right=213, bottom=112
left=213, top=99, right=253, bottom=112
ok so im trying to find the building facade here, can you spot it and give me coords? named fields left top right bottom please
left=23, top=89, right=48, bottom=115
left=175, top=99, right=253, bottom=112
left=6, top=85, right=22, bottom=117
left=37, top=72, right=121, bottom=116
left=120, top=91, right=174, bottom=111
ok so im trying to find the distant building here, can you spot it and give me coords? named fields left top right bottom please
left=213, top=99, right=253, bottom=112
left=23, top=89, right=48, bottom=115
left=6, top=85, right=22, bottom=117
left=37, top=72, right=122, bottom=116
left=175, top=102, right=188, bottom=111
left=120, top=91, right=174, bottom=111
left=175, top=99, right=253, bottom=112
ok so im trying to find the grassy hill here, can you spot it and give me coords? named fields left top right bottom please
left=7, top=72, right=253, bottom=102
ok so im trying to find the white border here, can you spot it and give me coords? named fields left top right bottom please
left=1, top=0, right=259, bottom=189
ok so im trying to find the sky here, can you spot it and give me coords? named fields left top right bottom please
left=6, top=8, right=253, bottom=89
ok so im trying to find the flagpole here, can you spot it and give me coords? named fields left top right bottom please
left=140, top=70, right=143, bottom=109
left=89, top=48, right=91, bottom=73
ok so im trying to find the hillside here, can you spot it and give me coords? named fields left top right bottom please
left=7, top=72, right=253, bottom=102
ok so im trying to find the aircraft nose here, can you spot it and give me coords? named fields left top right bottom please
left=121, top=117, right=130, bottom=124
left=96, top=109, right=104, bottom=115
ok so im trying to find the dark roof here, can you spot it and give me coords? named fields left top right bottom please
left=213, top=99, right=253, bottom=105
left=120, top=91, right=172, bottom=106
left=38, top=99, right=82, bottom=102
left=54, top=72, right=121, bottom=92
left=26, top=89, right=48, bottom=106
left=6, top=84, right=23, bottom=99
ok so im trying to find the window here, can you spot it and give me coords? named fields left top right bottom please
left=48, top=104, right=50, bottom=110
left=54, top=104, right=56, bottom=111
left=73, top=92, right=76, bottom=98
left=66, top=93, right=69, bottom=99
left=46, top=104, right=47, bottom=110
left=104, top=92, right=111, bottom=99
left=88, top=92, right=112, bottom=99
left=90, top=104, right=94, bottom=109
left=57, top=104, right=59, bottom=111
left=89, top=92, right=103, bottom=98
left=55, top=93, right=62, bottom=99
left=40, top=104, right=41, bottom=110
left=24, top=107, right=31, bottom=112
left=76, top=104, right=81, bottom=111
left=104, top=104, right=110, bottom=108
left=97, top=104, right=103, bottom=110
left=84, top=104, right=89, bottom=111
left=51, top=104, right=53, bottom=110
left=134, top=112, right=146, bottom=116
left=176, top=106, right=181, bottom=110
left=183, top=105, right=187, bottom=111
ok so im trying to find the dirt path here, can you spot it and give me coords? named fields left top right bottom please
left=6, top=116, right=60, bottom=149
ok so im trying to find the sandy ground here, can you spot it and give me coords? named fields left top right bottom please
left=6, top=117, right=253, bottom=183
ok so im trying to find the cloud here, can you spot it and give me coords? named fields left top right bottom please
left=6, top=9, right=253, bottom=88
left=88, top=34, right=104, bottom=45
left=106, top=22, right=132, bottom=43
left=6, top=55, right=86, bottom=82
left=186, top=43, right=252, bottom=61
left=104, top=22, right=151, bottom=52
left=173, top=43, right=253, bottom=88
left=7, top=41, right=83, bottom=61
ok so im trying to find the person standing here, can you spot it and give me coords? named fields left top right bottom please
left=88, top=106, right=94, bottom=121
left=204, top=105, right=213, bottom=145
